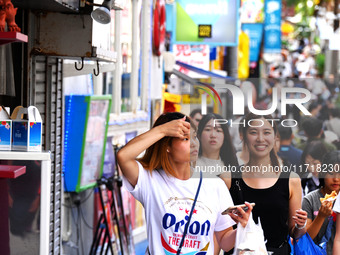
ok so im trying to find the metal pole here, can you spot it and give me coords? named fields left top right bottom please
left=131, top=0, right=139, bottom=113
left=141, top=0, right=152, bottom=112
left=113, top=10, right=122, bottom=114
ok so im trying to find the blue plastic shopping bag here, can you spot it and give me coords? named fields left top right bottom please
left=293, top=232, right=326, bottom=255
left=319, top=215, right=334, bottom=250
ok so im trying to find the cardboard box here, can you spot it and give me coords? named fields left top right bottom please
left=0, top=106, right=12, bottom=150
left=11, top=106, right=42, bottom=151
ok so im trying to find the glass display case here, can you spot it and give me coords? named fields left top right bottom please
left=0, top=151, right=51, bottom=255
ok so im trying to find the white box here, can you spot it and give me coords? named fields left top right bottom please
left=11, top=106, right=42, bottom=151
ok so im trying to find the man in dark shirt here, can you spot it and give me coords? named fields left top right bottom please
left=297, top=117, right=337, bottom=152
left=277, top=125, right=303, bottom=175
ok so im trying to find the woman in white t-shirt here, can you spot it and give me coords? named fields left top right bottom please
left=117, top=112, right=253, bottom=255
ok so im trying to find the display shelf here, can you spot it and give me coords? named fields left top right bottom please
left=0, top=165, right=26, bottom=178
left=0, top=150, right=50, bottom=161
left=0, top=32, right=28, bottom=46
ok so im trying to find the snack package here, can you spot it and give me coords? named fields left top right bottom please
left=233, top=215, right=267, bottom=255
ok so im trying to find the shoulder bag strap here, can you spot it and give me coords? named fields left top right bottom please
left=176, top=171, right=203, bottom=255
left=232, top=166, right=244, bottom=203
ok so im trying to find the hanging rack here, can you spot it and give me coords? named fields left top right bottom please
left=74, top=57, right=84, bottom=71
left=93, top=60, right=100, bottom=76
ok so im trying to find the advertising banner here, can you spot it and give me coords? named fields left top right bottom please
left=242, top=23, right=264, bottom=62
left=174, top=44, right=210, bottom=78
left=263, top=0, right=281, bottom=53
left=174, top=0, right=239, bottom=46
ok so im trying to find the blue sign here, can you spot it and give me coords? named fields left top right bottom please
left=242, top=23, right=264, bottom=62
left=173, top=0, right=240, bottom=46
left=263, top=0, right=281, bottom=53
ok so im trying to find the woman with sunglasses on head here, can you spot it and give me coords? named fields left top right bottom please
left=220, top=113, right=307, bottom=255
left=117, top=112, right=253, bottom=255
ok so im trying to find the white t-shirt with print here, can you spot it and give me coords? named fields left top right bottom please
left=333, top=195, right=340, bottom=213
left=123, top=161, right=235, bottom=255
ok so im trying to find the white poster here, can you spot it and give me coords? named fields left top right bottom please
left=174, top=44, right=210, bottom=78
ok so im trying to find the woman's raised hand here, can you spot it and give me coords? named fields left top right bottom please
left=228, top=202, right=254, bottom=228
left=160, top=116, right=190, bottom=139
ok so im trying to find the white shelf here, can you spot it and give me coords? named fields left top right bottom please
left=0, top=151, right=51, bottom=161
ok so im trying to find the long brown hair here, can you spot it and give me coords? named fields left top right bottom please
left=138, top=112, right=191, bottom=177
left=242, top=113, right=280, bottom=167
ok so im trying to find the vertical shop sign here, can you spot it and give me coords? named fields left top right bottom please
left=174, top=0, right=239, bottom=46
left=242, top=23, right=264, bottom=62
left=263, top=0, right=281, bottom=53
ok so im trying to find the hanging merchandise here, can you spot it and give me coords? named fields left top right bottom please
left=152, top=0, right=166, bottom=56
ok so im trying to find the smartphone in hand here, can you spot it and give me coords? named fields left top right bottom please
left=221, top=203, right=255, bottom=215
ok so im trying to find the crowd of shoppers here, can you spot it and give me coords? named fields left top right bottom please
left=116, top=43, right=340, bottom=254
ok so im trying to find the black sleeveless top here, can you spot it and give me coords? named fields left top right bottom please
left=230, top=170, right=290, bottom=248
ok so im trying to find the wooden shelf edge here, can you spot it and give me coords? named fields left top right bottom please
left=0, top=32, right=28, bottom=45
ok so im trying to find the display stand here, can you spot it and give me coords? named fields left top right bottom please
left=0, top=151, right=51, bottom=255
left=90, top=178, right=115, bottom=255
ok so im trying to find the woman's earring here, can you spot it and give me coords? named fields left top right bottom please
left=167, top=149, right=169, bottom=153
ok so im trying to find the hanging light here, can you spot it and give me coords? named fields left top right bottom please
left=91, top=0, right=112, bottom=24
left=85, top=0, right=123, bottom=24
